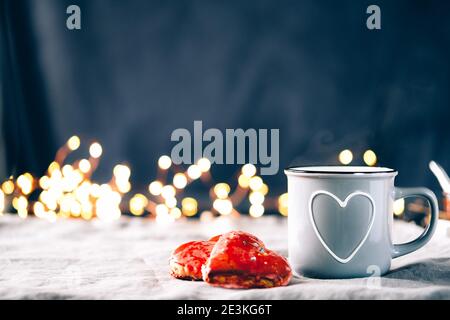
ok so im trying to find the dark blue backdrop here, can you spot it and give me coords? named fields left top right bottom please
left=1, top=0, right=450, bottom=194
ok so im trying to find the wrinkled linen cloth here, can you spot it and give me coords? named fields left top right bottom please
left=0, top=215, right=449, bottom=300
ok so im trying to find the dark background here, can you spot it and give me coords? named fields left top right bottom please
left=1, top=0, right=450, bottom=195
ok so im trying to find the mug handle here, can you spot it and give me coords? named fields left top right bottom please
left=391, top=187, right=439, bottom=259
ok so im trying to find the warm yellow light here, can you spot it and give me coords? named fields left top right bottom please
left=148, top=181, right=163, bottom=196
left=99, top=183, right=112, bottom=196
left=67, top=135, right=80, bottom=151
left=238, top=175, right=250, bottom=188
left=249, top=192, right=264, bottom=205
left=278, top=193, right=288, bottom=216
left=50, top=169, right=62, bottom=181
left=170, top=207, right=182, bottom=219
left=40, top=190, right=59, bottom=211
left=60, top=210, right=71, bottom=219
left=112, top=191, right=122, bottom=205
left=39, top=190, right=49, bottom=204
left=394, top=198, right=405, bottom=216
left=339, top=149, right=353, bottom=165
left=39, top=176, right=50, bottom=190
left=155, top=204, right=169, bottom=216
left=363, top=150, right=377, bottom=166
left=62, top=164, right=73, bottom=177
left=90, top=183, right=101, bottom=198
left=129, top=193, right=148, bottom=216
left=78, top=159, right=91, bottom=173
left=81, top=210, right=94, bottom=220
left=12, top=196, right=28, bottom=211
left=158, top=155, right=172, bottom=170
left=214, top=183, right=231, bottom=199
left=61, top=168, right=82, bottom=192
left=46, top=198, right=58, bottom=211
left=17, top=173, right=33, bottom=195
left=74, top=170, right=84, bottom=184
left=242, top=164, right=257, bottom=178
left=70, top=201, right=82, bottom=217
left=187, top=165, right=201, bottom=180
left=249, top=204, right=264, bottom=218
left=278, top=193, right=288, bottom=207
left=197, top=158, right=211, bottom=172
left=1, top=180, right=14, bottom=195
left=46, top=211, right=57, bottom=223
left=89, top=142, right=103, bottom=158
left=96, top=197, right=121, bottom=221
left=249, top=176, right=263, bottom=191
left=173, top=173, right=187, bottom=189
left=48, top=162, right=60, bottom=175
left=161, top=185, right=176, bottom=199
left=116, top=181, right=131, bottom=194
left=113, top=164, right=131, bottom=180
left=165, top=197, right=177, bottom=209
left=213, top=199, right=233, bottom=215
left=181, top=197, right=198, bottom=216
left=81, top=202, right=93, bottom=219
left=113, top=164, right=131, bottom=194
left=18, top=208, right=28, bottom=219
left=95, top=189, right=122, bottom=222
left=33, top=201, right=45, bottom=218
left=59, top=194, right=74, bottom=213
left=259, top=184, right=269, bottom=196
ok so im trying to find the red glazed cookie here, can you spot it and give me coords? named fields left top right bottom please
left=202, top=231, right=292, bottom=288
left=169, top=236, right=220, bottom=280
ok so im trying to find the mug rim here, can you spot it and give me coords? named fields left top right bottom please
left=285, top=165, right=397, bottom=176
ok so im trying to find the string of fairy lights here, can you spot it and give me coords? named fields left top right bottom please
left=0, top=135, right=401, bottom=222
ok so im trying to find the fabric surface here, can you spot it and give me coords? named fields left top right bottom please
left=0, top=215, right=449, bottom=300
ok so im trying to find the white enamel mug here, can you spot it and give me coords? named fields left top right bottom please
left=285, top=166, right=439, bottom=279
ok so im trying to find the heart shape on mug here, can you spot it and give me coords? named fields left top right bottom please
left=308, top=191, right=376, bottom=264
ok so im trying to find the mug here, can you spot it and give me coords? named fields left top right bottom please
left=284, top=166, right=439, bottom=279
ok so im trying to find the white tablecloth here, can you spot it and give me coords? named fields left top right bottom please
left=0, top=215, right=449, bottom=299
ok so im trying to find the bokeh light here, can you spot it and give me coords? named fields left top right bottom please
left=187, top=165, right=201, bottom=180
left=338, top=149, right=353, bottom=165
left=214, top=183, right=231, bottom=199
left=249, top=176, right=263, bottom=191
left=278, top=193, right=288, bottom=216
left=249, top=204, right=264, bottom=218
left=242, top=164, right=257, bottom=178
left=89, top=142, right=103, bottom=158
left=129, top=193, right=148, bottom=216
left=197, top=158, right=211, bottom=172
left=67, top=135, right=80, bottom=151
left=1, top=180, right=14, bottom=195
left=363, top=149, right=377, bottom=166
left=394, top=198, right=405, bottom=216
left=161, top=185, right=176, bottom=199
left=78, top=159, right=91, bottom=173
left=182, top=197, right=198, bottom=216
left=173, top=173, right=188, bottom=189
left=158, top=155, right=172, bottom=170
left=213, top=199, right=233, bottom=215
left=238, top=175, right=250, bottom=188
left=148, top=181, right=163, bottom=196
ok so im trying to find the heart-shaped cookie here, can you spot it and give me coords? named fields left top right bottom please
left=169, top=235, right=220, bottom=280
left=202, top=231, right=292, bottom=288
